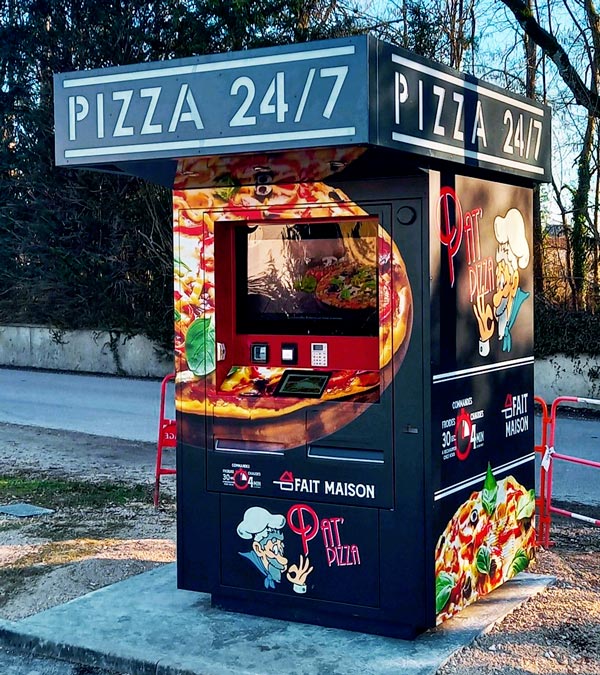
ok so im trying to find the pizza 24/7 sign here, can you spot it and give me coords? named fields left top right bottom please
left=379, top=44, right=550, bottom=180
left=54, top=36, right=551, bottom=181
left=53, top=38, right=369, bottom=166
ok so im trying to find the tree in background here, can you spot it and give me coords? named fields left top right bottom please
left=0, top=0, right=365, bottom=351
left=5, top=0, right=596, bottom=357
left=499, top=0, right=600, bottom=313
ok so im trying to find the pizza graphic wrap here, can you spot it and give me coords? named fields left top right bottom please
left=173, top=158, right=413, bottom=447
left=434, top=465, right=536, bottom=623
left=174, top=147, right=367, bottom=190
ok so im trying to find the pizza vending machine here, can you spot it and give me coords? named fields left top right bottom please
left=53, top=35, right=551, bottom=638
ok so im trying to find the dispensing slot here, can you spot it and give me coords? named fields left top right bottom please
left=214, top=439, right=285, bottom=455
left=308, top=445, right=384, bottom=463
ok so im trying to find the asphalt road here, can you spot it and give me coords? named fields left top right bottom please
left=0, top=367, right=171, bottom=443
left=0, top=367, right=598, bottom=505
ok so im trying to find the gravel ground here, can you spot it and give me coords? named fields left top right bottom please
left=0, top=422, right=598, bottom=675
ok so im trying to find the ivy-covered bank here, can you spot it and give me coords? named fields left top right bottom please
left=535, top=299, right=600, bottom=359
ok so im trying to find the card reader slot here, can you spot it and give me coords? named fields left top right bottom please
left=214, top=438, right=285, bottom=455
left=308, top=445, right=384, bottom=464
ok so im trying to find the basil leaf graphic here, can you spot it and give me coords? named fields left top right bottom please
left=517, top=489, right=536, bottom=520
left=185, top=318, right=216, bottom=376
left=435, top=571, right=455, bottom=614
left=510, top=549, right=530, bottom=576
left=174, top=308, right=181, bottom=322
left=215, top=185, right=239, bottom=201
left=482, top=463, right=498, bottom=515
left=214, top=173, right=240, bottom=201
left=476, top=546, right=491, bottom=575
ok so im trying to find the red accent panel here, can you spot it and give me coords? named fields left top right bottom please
left=233, top=334, right=378, bottom=370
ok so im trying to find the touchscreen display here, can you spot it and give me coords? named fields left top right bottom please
left=236, top=220, right=378, bottom=336
left=273, top=370, right=332, bottom=398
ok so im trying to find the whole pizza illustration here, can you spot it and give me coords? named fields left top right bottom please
left=435, top=465, right=536, bottom=623
left=173, top=153, right=413, bottom=447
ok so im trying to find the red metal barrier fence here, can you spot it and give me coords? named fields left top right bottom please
left=536, top=395, right=600, bottom=548
left=154, top=373, right=176, bottom=508
left=534, top=395, right=552, bottom=547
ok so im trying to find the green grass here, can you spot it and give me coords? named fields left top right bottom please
left=0, top=475, right=153, bottom=510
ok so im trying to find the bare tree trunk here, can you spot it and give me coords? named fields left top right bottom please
left=571, top=115, right=595, bottom=309
left=552, top=179, right=577, bottom=306
left=593, top=139, right=600, bottom=311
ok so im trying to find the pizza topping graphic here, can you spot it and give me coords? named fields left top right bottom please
left=434, top=465, right=536, bottom=623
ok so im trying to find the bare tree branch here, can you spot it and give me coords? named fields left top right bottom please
left=499, top=0, right=600, bottom=113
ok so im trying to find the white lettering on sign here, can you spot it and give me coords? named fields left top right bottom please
left=324, top=481, right=375, bottom=499
left=59, top=43, right=360, bottom=164
left=506, top=416, right=529, bottom=436
left=67, top=84, right=209, bottom=142
left=393, top=78, right=495, bottom=149
left=471, top=100, right=487, bottom=146
left=168, top=83, right=204, bottom=132
left=229, top=76, right=257, bottom=127
left=112, top=90, right=134, bottom=137
left=395, top=71, right=409, bottom=123
left=259, top=72, right=289, bottom=122
left=273, top=472, right=375, bottom=500
left=319, top=66, right=348, bottom=119
left=140, top=87, right=163, bottom=135
left=503, top=111, right=543, bottom=159
left=96, top=93, right=104, bottom=138
left=228, top=68, right=349, bottom=127
left=294, top=477, right=321, bottom=494
left=442, top=407, right=485, bottom=461
left=68, top=95, right=89, bottom=141
left=452, top=91, right=464, bottom=141
left=433, top=85, right=446, bottom=136
left=502, top=393, right=530, bottom=438
left=452, top=397, right=473, bottom=410
left=222, top=463, right=262, bottom=490
left=390, top=51, right=548, bottom=177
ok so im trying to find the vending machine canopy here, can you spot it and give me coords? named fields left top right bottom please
left=54, top=35, right=551, bottom=185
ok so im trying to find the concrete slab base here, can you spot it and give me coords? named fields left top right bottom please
left=0, top=564, right=553, bottom=675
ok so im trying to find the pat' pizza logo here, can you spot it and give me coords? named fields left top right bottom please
left=437, top=188, right=530, bottom=357
left=236, top=503, right=362, bottom=594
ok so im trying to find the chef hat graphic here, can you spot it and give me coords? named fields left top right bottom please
left=237, top=506, right=286, bottom=541
left=493, top=208, right=530, bottom=269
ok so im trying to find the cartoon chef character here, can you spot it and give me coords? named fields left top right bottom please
left=492, top=209, right=530, bottom=352
left=237, top=506, right=313, bottom=593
